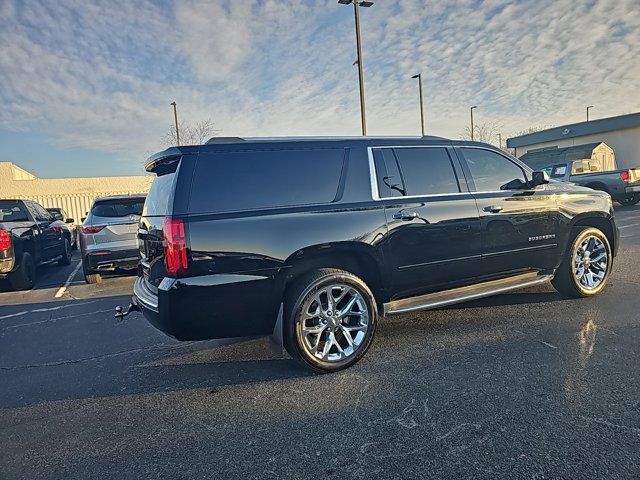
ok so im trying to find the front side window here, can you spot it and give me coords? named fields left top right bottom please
left=461, top=148, right=527, bottom=191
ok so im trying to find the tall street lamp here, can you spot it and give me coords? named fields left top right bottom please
left=411, top=73, right=425, bottom=136
left=586, top=105, right=594, bottom=122
left=470, top=105, right=477, bottom=141
left=338, top=0, right=373, bottom=136
left=170, top=101, right=180, bottom=146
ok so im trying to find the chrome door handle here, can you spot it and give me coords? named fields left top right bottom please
left=393, top=211, right=419, bottom=220
left=483, top=205, right=503, bottom=213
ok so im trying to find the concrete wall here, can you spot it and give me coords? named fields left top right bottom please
left=513, top=125, right=640, bottom=169
left=0, top=162, right=152, bottom=225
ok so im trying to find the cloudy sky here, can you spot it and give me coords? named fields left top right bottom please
left=1, top=0, right=639, bottom=177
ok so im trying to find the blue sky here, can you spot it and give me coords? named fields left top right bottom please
left=1, top=0, right=639, bottom=178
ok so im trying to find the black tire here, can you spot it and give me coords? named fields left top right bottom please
left=617, top=194, right=640, bottom=206
left=283, top=268, right=377, bottom=373
left=552, top=227, right=612, bottom=298
left=9, top=252, right=36, bottom=291
left=58, top=238, right=72, bottom=266
left=82, top=259, right=101, bottom=284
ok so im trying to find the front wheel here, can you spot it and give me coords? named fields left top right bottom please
left=284, top=268, right=378, bottom=373
left=618, top=194, right=640, bottom=206
left=552, top=227, right=612, bottom=297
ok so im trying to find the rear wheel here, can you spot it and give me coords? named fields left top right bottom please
left=284, top=268, right=377, bottom=373
left=552, top=227, right=612, bottom=297
left=58, top=238, right=72, bottom=266
left=9, top=252, right=36, bottom=291
left=618, top=194, right=640, bottom=206
left=83, top=259, right=101, bottom=284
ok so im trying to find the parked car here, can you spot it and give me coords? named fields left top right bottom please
left=119, top=137, right=618, bottom=373
left=46, top=207, right=78, bottom=249
left=0, top=199, right=72, bottom=290
left=79, top=195, right=146, bottom=284
left=533, top=160, right=640, bottom=206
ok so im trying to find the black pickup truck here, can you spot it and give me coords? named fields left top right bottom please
left=0, top=199, right=73, bottom=290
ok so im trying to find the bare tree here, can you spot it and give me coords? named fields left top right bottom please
left=510, top=125, right=551, bottom=138
left=161, top=118, right=217, bottom=148
left=460, top=121, right=504, bottom=147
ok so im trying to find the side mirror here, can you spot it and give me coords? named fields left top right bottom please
left=65, top=218, right=75, bottom=224
left=531, top=171, right=550, bottom=187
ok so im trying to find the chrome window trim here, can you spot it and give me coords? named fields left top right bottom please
left=367, top=145, right=533, bottom=201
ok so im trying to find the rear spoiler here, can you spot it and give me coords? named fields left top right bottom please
left=145, top=147, right=183, bottom=175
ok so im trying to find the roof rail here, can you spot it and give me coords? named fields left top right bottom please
left=205, top=137, right=246, bottom=145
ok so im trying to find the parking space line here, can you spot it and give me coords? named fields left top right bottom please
left=618, top=223, right=640, bottom=229
left=54, top=261, right=83, bottom=299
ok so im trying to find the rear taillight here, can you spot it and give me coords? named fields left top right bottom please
left=163, top=218, right=188, bottom=276
left=0, top=229, right=10, bottom=251
left=82, top=225, right=106, bottom=234
left=620, top=171, right=630, bottom=182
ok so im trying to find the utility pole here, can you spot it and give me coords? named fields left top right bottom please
left=339, top=0, right=373, bottom=136
left=411, top=73, right=426, bottom=136
left=470, top=106, right=477, bottom=141
left=170, top=101, right=180, bottom=146
left=498, top=133, right=502, bottom=149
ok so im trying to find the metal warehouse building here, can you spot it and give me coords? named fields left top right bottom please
left=0, top=162, right=152, bottom=224
left=507, top=112, right=640, bottom=169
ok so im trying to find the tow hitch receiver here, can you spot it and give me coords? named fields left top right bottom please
left=114, top=302, right=140, bottom=321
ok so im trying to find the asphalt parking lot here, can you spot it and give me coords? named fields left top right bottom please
left=1, top=206, right=639, bottom=480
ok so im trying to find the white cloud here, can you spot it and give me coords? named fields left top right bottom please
left=0, top=0, right=639, bottom=166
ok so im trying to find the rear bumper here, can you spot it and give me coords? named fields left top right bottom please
left=85, top=248, right=139, bottom=271
left=625, top=185, right=640, bottom=193
left=133, top=273, right=280, bottom=341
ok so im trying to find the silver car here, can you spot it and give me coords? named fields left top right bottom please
left=79, top=195, right=145, bottom=284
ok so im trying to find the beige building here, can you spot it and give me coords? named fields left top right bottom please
left=507, top=112, right=640, bottom=169
left=0, top=162, right=152, bottom=224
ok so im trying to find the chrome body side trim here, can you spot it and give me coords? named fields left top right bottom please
left=133, top=276, right=159, bottom=313
left=384, top=272, right=553, bottom=315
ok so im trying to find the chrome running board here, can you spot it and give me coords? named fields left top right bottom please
left=384, top=272, right=553, bottom=315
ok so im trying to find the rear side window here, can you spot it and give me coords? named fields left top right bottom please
left=372, top=147, right=460, bottom=198
left=91, top=199, right=145, bottom=218
left=0, top=201, right=29, bottom=222
left=189, top=148, right=344, bottom=213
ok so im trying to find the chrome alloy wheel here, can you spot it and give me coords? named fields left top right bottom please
left=573, top=235, right=608, bottom=290
left=299, top=284, right=369, bottom=362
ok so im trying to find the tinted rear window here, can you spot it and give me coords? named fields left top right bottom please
left=0, top=201, right=29, bottom=222
left=189, top=148, right=344, bottom=213
left=91, top=199, right=145, bottom=218
left=144, top=172, right=177, bottom=216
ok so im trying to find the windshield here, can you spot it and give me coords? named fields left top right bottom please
left=0, top=201, right=29, bottom=222
left=91, top=199, right=145, bottom=218
left=47, top=209, right=64, bottom=221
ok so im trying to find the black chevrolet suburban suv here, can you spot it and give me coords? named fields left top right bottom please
left=125, top=136, right=618, bottom=372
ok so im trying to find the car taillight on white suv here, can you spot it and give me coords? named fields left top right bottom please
left=162, top=218, right=188, bottom=276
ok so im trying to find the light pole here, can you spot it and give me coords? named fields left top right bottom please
left=586, top=105, right=594, bottom=122
left=170, top=101, right=180, bottom=146
left=470, top=106, right=477, bottom=141
left=411, top=73, right=425, bottom=136
left=338, top=0, right=373, bottom=136
left=498, top=133, right=502, bottom=149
